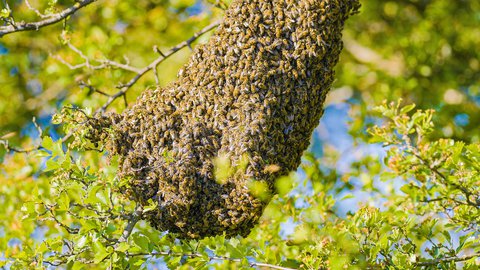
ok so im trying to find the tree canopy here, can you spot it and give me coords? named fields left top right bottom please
left=0, top=0, right=479, bottom=269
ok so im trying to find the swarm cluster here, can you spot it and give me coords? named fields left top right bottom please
left=93, top=0, right=360, bottom=238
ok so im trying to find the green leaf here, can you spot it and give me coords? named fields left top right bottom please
left=441, top=231, right=451, bottom=244
left=41, top=137, right=54, bottom=151
left=229, top=238, right=240, bottom=248
left=21, top=201, right=37, bottom=220
left=142, top=199, right=158, bottom=213
left=400, top=104, right=416, bottom=114
left=275, top=176, right=293, bottom=196
left=0, top=8, right=10, bottom=18
left=457, top=234, right=476, bottom=253
left=340, top=194, right=355, bottom=201
left=86, top=184, right=103, bottom=204
left=116, top=242, right=130, bottom=253
left=132, top=233, right=150, bottom=251
left=106, top=223, right=117, bottom=233
left=44, top=158, right=61, bottom=171
left=77, top=236, right=88, bottom=249
left=93, top=241, right=110, bottom=263
left=57, top=191, right=71, bottom=211
left=80, top=220, right=99, bottom=233
left=166, top=256, right=182, bottom=269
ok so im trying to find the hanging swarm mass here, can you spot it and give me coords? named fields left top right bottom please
left=90, top=0, right=360, bottom=238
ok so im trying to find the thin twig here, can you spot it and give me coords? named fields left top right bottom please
left=0, top=117, right=43, bottom=153
left=209, top=0, right=228, bottom=10
left=0, top=0, right=97, bottom=37
left=0, top=139, right=36, bottom=153
left=79, top=81, right=111, bottom=97
left=25, top=0, right=52, bottom=19
left=44, top=204, right=80, bottom=234
left=413, top=153, right=478, bottom=207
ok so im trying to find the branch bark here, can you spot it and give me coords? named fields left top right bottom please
left=415, top=252, right=480, bottom=267
left=0, top=0, right=96, bottom=38
left=117, top=206, right=143, bottom=243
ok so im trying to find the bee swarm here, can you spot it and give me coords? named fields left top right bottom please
left=89, top=0, right=360, bottom=238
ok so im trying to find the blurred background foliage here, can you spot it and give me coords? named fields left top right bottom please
left=337, top=0, right=480, bottom=142
left=0, top=0, right=479, bottom=269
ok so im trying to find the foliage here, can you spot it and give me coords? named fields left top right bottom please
left=0, top=0, right=479, bottom=269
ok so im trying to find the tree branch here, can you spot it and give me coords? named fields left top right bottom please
left=127, top=251, right=296, bottom=270
left=117, top=206, right=143, bottom=243
left=208, top=0, right=228, bottom=10
left=44, top=203, right=80, bottom=234
left=0, top=117, right=42, bottom=153
left=413, top=153, right=479, bottom=208
left=415, top=252, right=480, bottom=267
left=0, top=0, right=97, bottom=38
